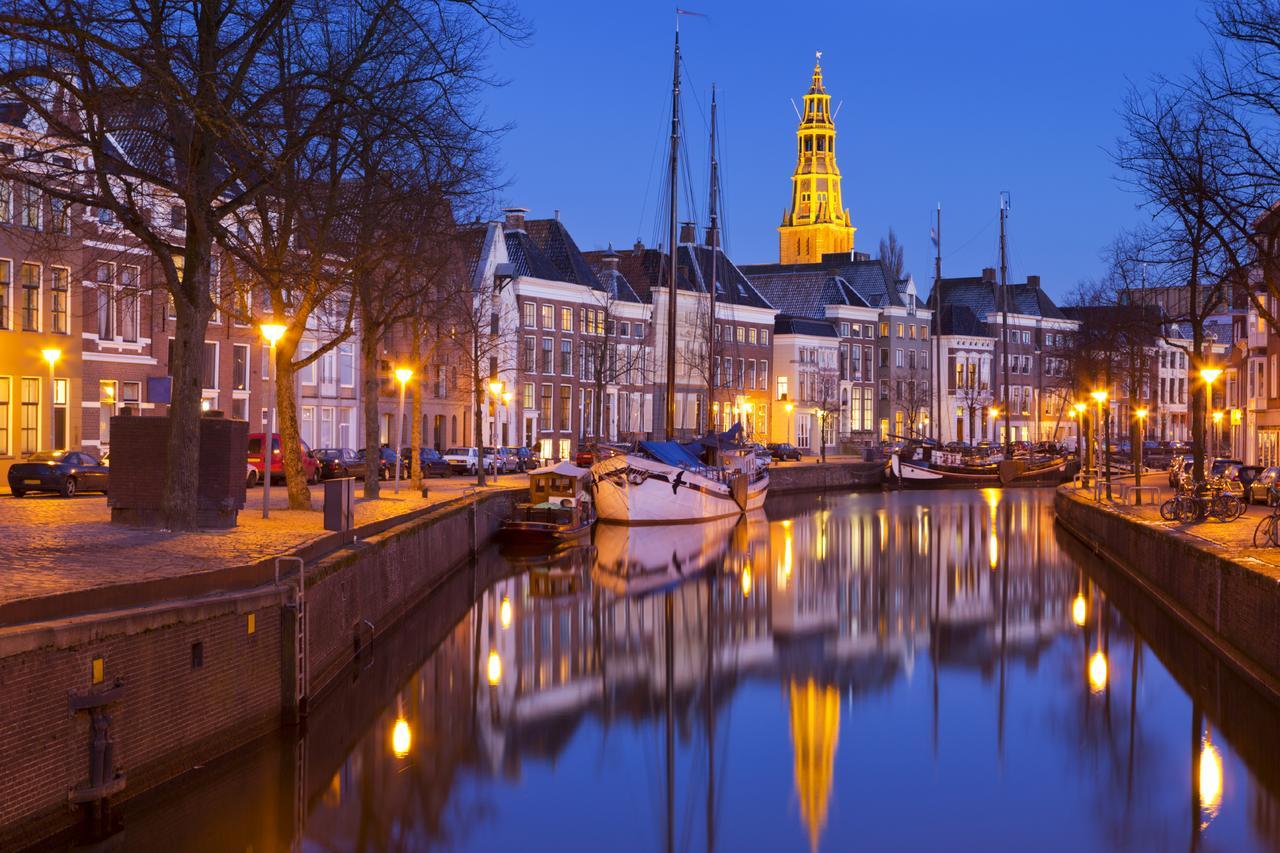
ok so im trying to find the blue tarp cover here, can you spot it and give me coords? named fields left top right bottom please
left=639, top=441, right=703, bottom=469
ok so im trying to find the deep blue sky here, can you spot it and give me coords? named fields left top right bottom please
left=483, top=0, right=1211, bottom=299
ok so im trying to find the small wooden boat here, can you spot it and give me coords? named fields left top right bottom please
left=891, top=443, right=1073, bottom=488
left=498, top=461, right=596, bottom=549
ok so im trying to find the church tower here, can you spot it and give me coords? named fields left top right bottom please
left=779, top=54, right=855, bottom=265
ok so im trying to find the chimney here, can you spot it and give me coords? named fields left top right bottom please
left=633, top=239, right=645, bottom=256
left=981, top=267, right=997, bottom=283
left=554, top=209, right=560, bottom=221
left=1026, top=274, right=1041, bottom=289
left=704, top=225, right=719, bottom=249
left=853, top=251, right=870, bottom=262
left=600, top=245, right=620, bottom=273
left=502, top=207, right=528, bottom=232
left=679, top=221, right=697, bottom=245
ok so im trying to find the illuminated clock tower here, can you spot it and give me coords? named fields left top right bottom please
left=779, top=53, right=855, bottom=265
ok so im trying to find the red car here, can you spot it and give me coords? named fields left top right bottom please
left=247, top=433, right=320, bottom=485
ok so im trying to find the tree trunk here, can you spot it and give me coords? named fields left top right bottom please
left=361, top=333, right=382, bottom=499
left=410, top=318, right=424, bottom=491
left=274, top=338, right=311, bottom=510
left=162, top=290, right=213, bottom=530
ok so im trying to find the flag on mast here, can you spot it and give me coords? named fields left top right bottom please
left=676, top=7, right=707, bottom=16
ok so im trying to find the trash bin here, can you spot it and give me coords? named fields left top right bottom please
left=323, top=477, right=354, bottom=532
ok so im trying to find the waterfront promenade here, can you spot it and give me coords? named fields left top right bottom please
left=0, top=475, right=526, bottom=620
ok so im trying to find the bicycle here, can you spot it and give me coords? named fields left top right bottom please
left=1253, top=485, right=1280, bottom=547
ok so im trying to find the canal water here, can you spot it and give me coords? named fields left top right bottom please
left=97, top=489, right=1280, bottom=852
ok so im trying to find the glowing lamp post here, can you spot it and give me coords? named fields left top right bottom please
left=394, top=367, right=413, bottom=493
left=486, top=380, right=504, bottom=477
left=1134, top=407, right=1149, bottom=503
left=41, top=348, right=60, bottom=451
left=1200, top=367, right=1222, bottom=472
left=259, top=322, right=287, bottom=519
left=1091, top=390, right=1110, bottom=499
left=784, top=402, right=794, bottom=446
left=988, top=406, right=1000, bottom=447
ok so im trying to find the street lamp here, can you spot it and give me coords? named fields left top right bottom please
left=259, top=322, right=287, bottom=519
left=394, top=367, right=413, bottom=493
left=988, top=406, right=1000, bottom=446
left=1211, top=409, right=1224, bottom=459
left=1091, top=390, right=1110, bottom=499
left=1200, top=367, right=1222, bottom=474
left=1134, top=407, right=1150, bottom=502
left=41, top=348, right=60, bottom=452
left=784, top=401, right=794, bottom=446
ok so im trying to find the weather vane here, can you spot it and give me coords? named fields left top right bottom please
left=816, top=50, right=822, bottom=60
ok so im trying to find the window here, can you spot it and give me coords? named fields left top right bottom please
left=635, top=323, right=644, bottom=339
left=541, top=304, right=554, bottom=329
left=232, top=344, right=249, bottom=391
left=96, top=263, right=114, bottom=340
left=522, top=301, right=536, bottom=327
left=560, top=339, right=572, bottom=375
left=561, top=306, right=573, bottom=331
left=749, top=328, right=758, bottom=345
left=19, top=263, right=38, bottom=331
left=897, top=323, right=905, bottom=338
left=521, top=336, right=535, bottom=372
left=50, top=267, right=68, bottom=334
left=895, top=348, right=903, bottom=368
left=339, top=344, right=354, bottom=387
left=50, top=197, right=70, bottom=234
left=120, top=266, right=139, bottom=341
left=760, top=360, right=768, bottom=388
left=523, top=382, right=534, bottom=410
left=0, top=377, right=8, bottom=454
left=20, top=377, right=39, bottom=454
left=558, top=385, right=572, bottom=431
left=747, top=360, right=756, bottom=389
left=840, top=322, right=850, bottom=337
left=299, top=339, right=316, bottom=384
left=541, top=338, right=553, bottom=373
left=620, top=321, right=630, bottom=337
left=1022, top=330, right=1031, bottom=344
left=879, top=379, right=889, bottom=400
left=725, top=358, right=734, bottom=388
left=737, top=358, right=745, bottom=389
left=761, top=329, right=768, bottom=347
left=736, top=326, right=745, bottom=344
left=0, top=182, right=9, bottom=222
left=169, top=204, right=186, bottom=232
left=97, top=206, right=114, bottom=225
left=777, top=375, right=789, bottom=400
left=201, top=341, right=218, bottom=389
left=879, top=321, right=889, bottom=338
left=909, top=324, right=917, bottom=339
left=540, top=384, right=553, bottom=424
left=52, top=378, right=67, bottom=450
left=21, top=186, right=40, bottom=229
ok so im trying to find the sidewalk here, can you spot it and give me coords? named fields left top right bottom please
left=1067, top=475, right=1280, bottom=581
left=0, top=474, right=525, bottom=611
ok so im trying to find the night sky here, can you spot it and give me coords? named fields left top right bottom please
left=483, top=0, right=1210, bottom=300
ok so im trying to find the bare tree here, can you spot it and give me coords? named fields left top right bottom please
left=579, top=287, right=647, bottom=441
left=891, top=364, right=932, bottom=440
left=879, top=228, right=905, bottom=284
left=953, top=361, right=993, bottom=445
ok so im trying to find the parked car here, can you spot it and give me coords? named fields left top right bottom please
left=1234, top=464, right=1264, bottom=494
left=356, top=446, right=398, bottom=479
left=9, top=451, right=109, bottom=497
left=246, top=462, right=260, bottom=488
left=749, top=443, right=773, bottom=465
left=400, top=447, right=453, bottom=478
left=1247, top=465, right=1280, bottom=504
left=489, top=447, right=520, bottom=473
left=1211, top=457, right=1244, bottom=478
left=247, top=433, right=320, bottom=484
left=314, top=448, right=367, bottom=480
left=443, top=447, right=480, bottom=474
left=512, top=446, right=538, bottom=472
left=767, top=443, right=803, bottom=462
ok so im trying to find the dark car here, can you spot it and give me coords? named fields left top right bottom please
left=1248, top=466, right=1280, bottom=504
left=512, top=446, right=538, bottom=472
left=1235, top=464, right=1265, bottom=494
left=314, top=448, right=366, bottom=480
left=9, top=451, right=109, bottom=497
left=768, top=443, right=803, bottom=462
left=400, top=447, right=452, bottom=478
left=1211, top=457, right=1244, bottom=478
left=357, top=445, right=399, bottom=479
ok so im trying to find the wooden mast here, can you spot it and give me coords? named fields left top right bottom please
left=706, top=84, right=719, bottom=435
left=664, top=30, right=681, bottom=440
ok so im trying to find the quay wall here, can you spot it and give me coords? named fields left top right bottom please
left=0, top=487, right=520, bottom=850
left=768, top=460, right=884, bottom=495
left=1054, top=488, right=1280, bottom=702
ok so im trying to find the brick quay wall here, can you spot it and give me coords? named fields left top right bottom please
left=767, top=459, right=886, bottom=494
left=1054, top=487, right=1280, bottom=703
left=0, top=487, right=520, bottom=850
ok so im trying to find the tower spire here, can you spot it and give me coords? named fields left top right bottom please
left=779, top=53, right=854, bottom=264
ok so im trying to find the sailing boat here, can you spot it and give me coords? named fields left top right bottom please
left=591, top=30, right=770, bottom=524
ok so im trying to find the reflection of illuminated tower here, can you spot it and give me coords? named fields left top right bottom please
left=788, top=678, right=840, bottom=852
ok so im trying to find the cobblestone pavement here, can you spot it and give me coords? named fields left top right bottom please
left=1070, top=476, right=1280, bottom=580
left=0, top=474, right=525, bottom=608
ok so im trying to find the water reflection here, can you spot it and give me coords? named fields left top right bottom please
left=104, top=490, right=1280, bottom=853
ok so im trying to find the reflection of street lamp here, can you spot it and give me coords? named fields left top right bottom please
left=500, top=595, right=512, bottom=629
left=41, top=348, right=60, bottom=451
left=1072, top=593, right=1087, bottom=627
left=394, top=367, right=413, bottom=493
left=1088, top=649, right=1108, bottom=693
left=487, top=649, right=502, bottom=686
left=741, top=566, right=752, bottom=598
left=259, top=322, right=287, bottom=519
left=391, top=717, right=411, bottom=758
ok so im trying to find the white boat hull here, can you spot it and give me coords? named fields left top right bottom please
left=591, top=454, right=769, bottom=524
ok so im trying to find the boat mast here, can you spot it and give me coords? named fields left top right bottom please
left=933, top=204, right=941, bottom=443
left=664, top=30, right=681, bottom=441
left=999, top=193, right=1011, bottom=454
left=706, top=84, right=719, bottom=435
